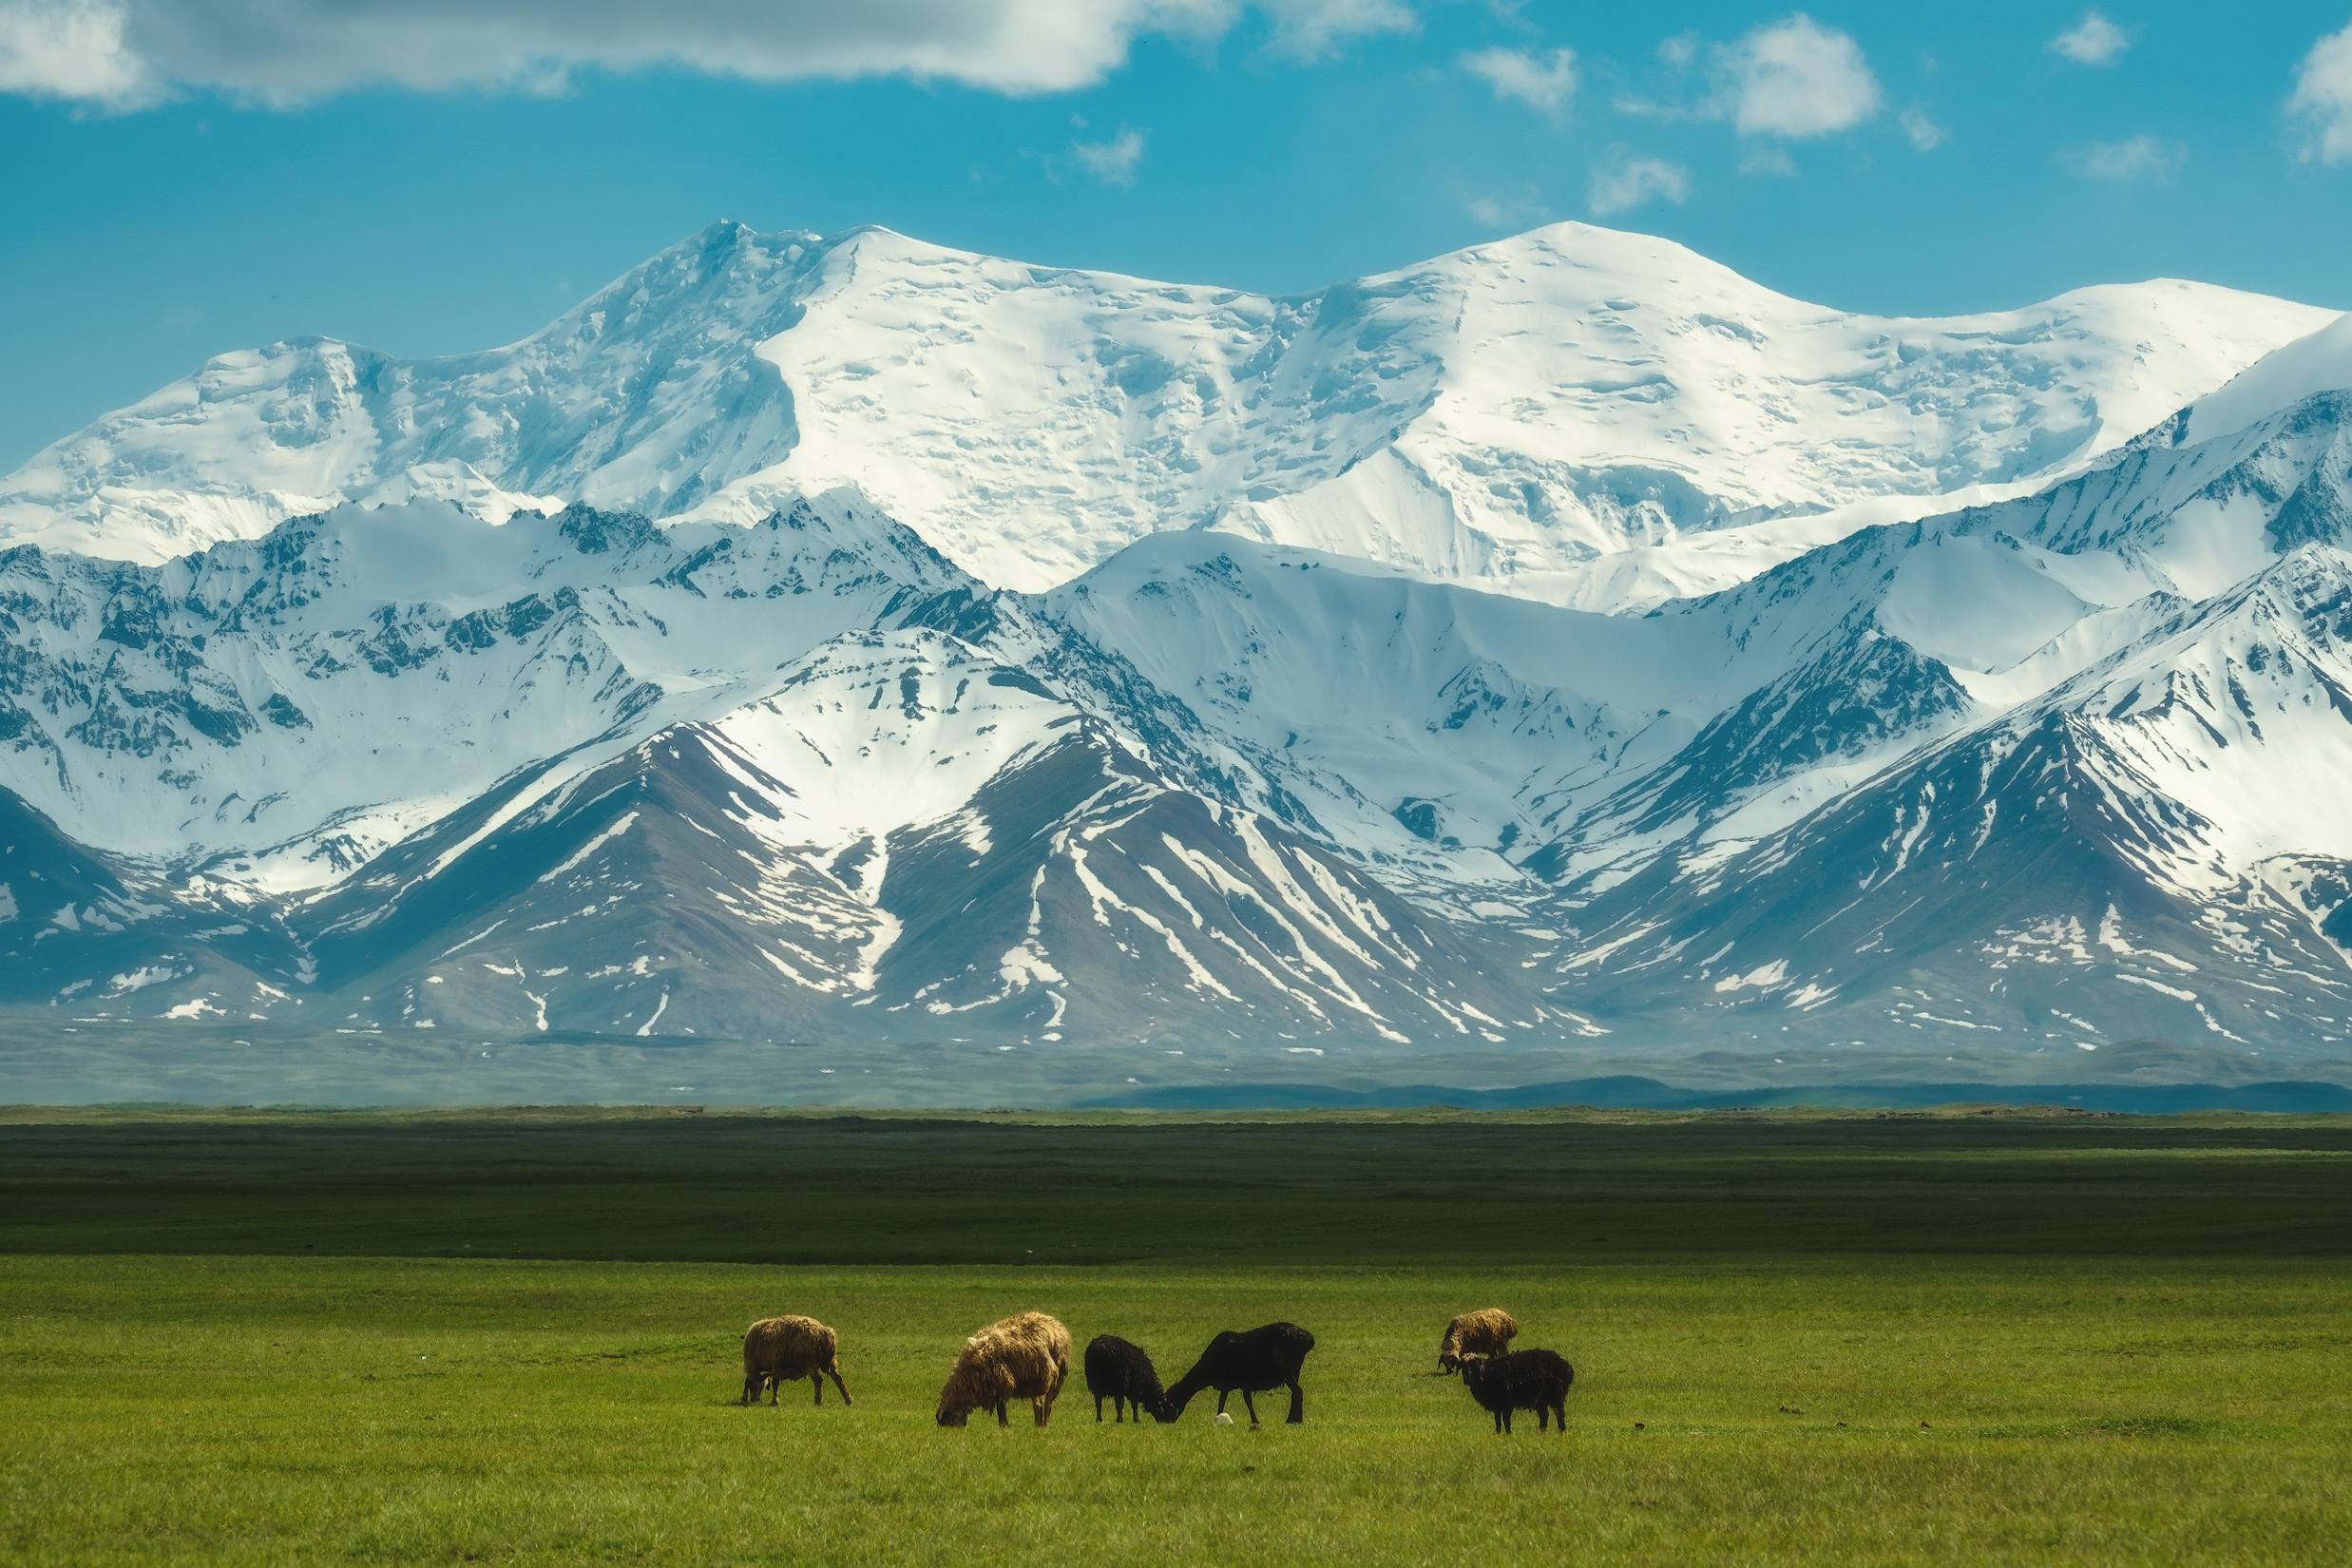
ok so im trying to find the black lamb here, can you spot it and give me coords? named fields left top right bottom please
left=1458, top=1348, right=1575, bottom=1434
left=1083, top=1334, right=1174, bottom=1424
left=1162, top=1322, right=1315, bottom=1425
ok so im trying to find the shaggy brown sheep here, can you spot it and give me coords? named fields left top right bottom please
left=739, top=1315, right=853, bottom=1407
left=1438, top=1308, right=1519, bottom=1373
left=935, top=1312, right=1072, bottom=1428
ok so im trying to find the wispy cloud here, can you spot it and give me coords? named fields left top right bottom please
left=2063, top=133, right=2182, bottom=182
left=2288, top=21, right=2352, bottom=164
left=1071, top=126, right=1149, bottom=186
left=1721, top=13, right=1882, bottom=138
left=0, top=0, right=1412, bottom=111
left=1257, top=0, right=1417, bottom=61
left=1900, top=106, right=1945, bottom=151
left=2051, top=12, right=2131, bottom=67
left=1465, top=191, right=1551, bottom=230
left=1589, top=152, right=1689, bottom=217
left=1462, top=45, right=1576, bottom=122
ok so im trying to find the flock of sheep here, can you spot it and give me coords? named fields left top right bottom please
left=737, top=1306, right=1577, bottom=1435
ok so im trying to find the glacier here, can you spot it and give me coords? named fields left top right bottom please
left=2, top=220, right=2331, bottom=597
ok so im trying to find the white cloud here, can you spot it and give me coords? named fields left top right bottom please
left=2051, top=11, right=2130, bottom=67
left=0, top=0, right=155, bottom=105
left=0, top=0, right=1414, bottom=110
left=1588, top=153, right=1688, bottom=217
left=1737, top=144, right=1795, bottom=176
left=1462, top=45, right=1576, bottom=122
left=1721, top=12, right=1881, bottom=138
left=1072, top=125, right=1148, bottom=184
left=1256, top=0, right=1414, bottom=60
left=2064, top=133, right=2182, bottom=182
left=1900, top=106, right=1944, bottom=150
left=2288, top=21, right=2352, bottom=164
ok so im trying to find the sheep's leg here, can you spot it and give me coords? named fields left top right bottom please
left=995, top=1401, right=1011, bottom=1428
left=1286, top=1381, right=1304, bottom=1425
left=768, top=1373, right=780, bottom=1408
left=1040, top=1364, right=1064, bottom=1427
left=1553, top=1401, right=1566, bottom=1433
left=811, top=1372, right=824, bottom=1406
left=740, top=1371, right=759, bottom=1406
left=1493, top=1408, right=1504, bottom=1435
left=1241, top=1389, right=1260, bottom=1425
left=1215, top=1391, right=1230, bottom=1416
left=1095, top=1392, right=1106, bottom=1423
left=1537, top=1405, right=1548, bottom=1432
left=828, top=1367, right=853, bottom=1406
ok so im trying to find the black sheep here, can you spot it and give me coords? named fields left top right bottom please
left=1083, top=1334, right=1174, bottom=1424
left=1163, top=1322, right=1315, bottom=1425
left=1458, top=1348, right=1575, bottom=1434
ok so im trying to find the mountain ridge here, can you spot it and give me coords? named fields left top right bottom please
left=6, top=223, right=2352, bottom=1100
left=3, top=220, right=2333, bottom=602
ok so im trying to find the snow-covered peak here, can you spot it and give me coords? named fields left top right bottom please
left=0, top=222, right=2333, bottom=602
left=2188, top=312, right=2352, bottom=446
left=0, top=488, right=974, bottom=889
left=1239, top=230, right=2331, bottom=583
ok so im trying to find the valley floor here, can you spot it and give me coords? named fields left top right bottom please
left=3, top=1109, right=2349, bottom=1564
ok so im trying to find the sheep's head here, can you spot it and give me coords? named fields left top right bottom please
left=935, top=1402, right=971, bottom=1428
left=1149, top=1394, right=1179, bottom=1424
left=1438, top=1350, right=1463, bottom=1376
left=1457, top=1353, right=1490, bottom=1388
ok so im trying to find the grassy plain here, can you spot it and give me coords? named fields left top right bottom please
left=4, top=1106, right=2351, bottom=1564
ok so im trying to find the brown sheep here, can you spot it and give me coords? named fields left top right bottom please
left=739, top=1315, right=853, bottom=1407
left=1438, top=1308, right=1519, bottom=1374
left=935, top=1312, right=1072, bottom=1428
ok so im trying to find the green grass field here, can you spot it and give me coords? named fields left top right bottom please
left=5, top=1106, right=2350, bottom=1564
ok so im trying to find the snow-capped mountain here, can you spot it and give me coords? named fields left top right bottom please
left=1542, top=348, right=2352, bottom=1061
left=2, top=221, right=2329, bottom=600
left=0, top=498, right=1554, bottom=1046
left=1554, top=540, right=2352, bottom=1060
left=5, top=220, right=2352, bottom=1092
left=0, top=491, right=971, bottom=884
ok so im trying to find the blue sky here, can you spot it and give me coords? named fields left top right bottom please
left=3, top=1, right=2350, bottom=471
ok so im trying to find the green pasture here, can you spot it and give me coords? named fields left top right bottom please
left=4, top=1106, right=2350, bottom=1563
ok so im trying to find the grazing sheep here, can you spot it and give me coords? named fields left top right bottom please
left=935, top=1312, right=1073, bottom=1428
left=739, top=1315, right=853, bottom=1407
left=1438, top=1308, right=1519, bottom=1374
left=1458, top=1348, right=1575, bottom=1434
left=1084, top=1334, right=1174, bottom=1424
left=1163, top=1322, right=1315, bottom=1425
